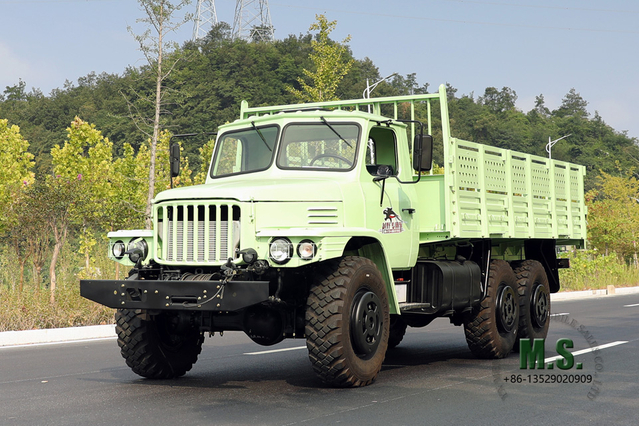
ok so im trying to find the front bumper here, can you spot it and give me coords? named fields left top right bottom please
left=80, top=279, right=270, bottom=311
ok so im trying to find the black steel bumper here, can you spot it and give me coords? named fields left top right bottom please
left=80, top=279, right=270, bottom=311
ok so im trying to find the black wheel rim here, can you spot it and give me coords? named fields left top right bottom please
left=531, top=284, right=549, bottom=329
left=496, top=285, right=517, bottom=333
left=350, top=289, right=383, bottom=358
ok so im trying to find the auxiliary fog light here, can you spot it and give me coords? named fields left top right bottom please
left=111, top=240, right=126, bottom=260
left=297, top=240, right=316, bottom=260
left=269, top=238, right=292, bottom=264
left=126, top=239, right=149, bottom=263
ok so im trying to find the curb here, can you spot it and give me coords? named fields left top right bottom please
left=1, top=287, right=638, bottom=347
left=551, top=285, right=639, bottom=301
left=0, top=324, right=116, bottom=348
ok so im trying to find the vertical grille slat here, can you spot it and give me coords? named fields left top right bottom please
left=156, top=202, right=241, bottom=264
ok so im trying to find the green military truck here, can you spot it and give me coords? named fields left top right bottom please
left=81, top=84, right=586, bottom=387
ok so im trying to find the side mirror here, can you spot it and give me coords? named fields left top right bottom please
left=170, top=143, right=180, bottom=178
left=413, top=134, right=433, bottom=172
left=372, top=164, right=393, bottom=181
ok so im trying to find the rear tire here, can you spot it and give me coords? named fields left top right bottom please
left=464, top=259, right=519, bottom=359
left=387, top=315, right=407, bottom=350
left=115, top=309, right=204, bottom=379
left=513, top=260, right=550, bottom=345
left=305, top=256, right=390, bottom=387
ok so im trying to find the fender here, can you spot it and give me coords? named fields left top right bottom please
left=343, top=236, right=400, bottom=315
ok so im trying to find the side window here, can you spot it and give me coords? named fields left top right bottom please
left=366, top=127, right=398, bottom=175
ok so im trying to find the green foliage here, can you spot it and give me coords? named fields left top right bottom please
left=585, top=167, right=639, bottom=262
left=559, top=250, right=639, bottom=291
left=0, top=244, right=114, bottom=331
left=288, top=14, right=354, bottom=102
left=1, top=15, right=639, bottom=328
left=193, top=136, right=216, bottom=185
left=0, top=120, right=34, bottom=233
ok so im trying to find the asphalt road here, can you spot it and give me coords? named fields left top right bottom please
left=1, top=293, right=637, bottom=426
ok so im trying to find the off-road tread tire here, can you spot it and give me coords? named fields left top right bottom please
left=513, top=260, right=550, bottom=343
left=305, top=256, right=390, bottom=387
left=464, top=259, right=519, bottom=359
left=115, top=309, right=203, bottom=379
left=387, top=315, right=408, bottom=350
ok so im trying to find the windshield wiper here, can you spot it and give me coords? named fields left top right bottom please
left=251, top=121, right=272, bottom=152
left=320, top=117, right=352, bottom=148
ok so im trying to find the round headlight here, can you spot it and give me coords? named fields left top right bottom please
left=269, top=238, right=292, bottom=264
left=127, top=239, right=149, bottom=263
left=112, top=241, right=126, bottom=259
left=297, top=240, right=316, bottom=260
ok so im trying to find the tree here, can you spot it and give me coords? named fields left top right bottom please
left=586, top=167, right=639, bottom=264
left=532, top=94, right=550, bottom=118
left=193, top=136, right=216, bottom=185
left=479, top=87, right=518, bottom=114
left=554, top=88, right=589, bottom=119
left=51, top=117, right=114, bottom=274
left=0, top=119, right=35, bottom=233
left=288, top=15, right=354, bottom=102
left=129, top=0, right=192, bottom=228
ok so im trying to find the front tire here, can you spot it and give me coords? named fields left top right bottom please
left=464, top=259, right=519, bottom=359
left=305, top=256, right=390, bottom=387
left=115, top=309, right=204, bottom=379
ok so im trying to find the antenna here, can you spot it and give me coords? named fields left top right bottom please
left=232, top=0, right=274, bottom=42
left=193, top=0, right=218, bottom=41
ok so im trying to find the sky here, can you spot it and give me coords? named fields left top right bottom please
left=1, top=0, right=638, bottom=141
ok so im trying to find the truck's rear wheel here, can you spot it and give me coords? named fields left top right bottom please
left=464, top=259, right=519, bottom=359
left=388, top=315, right=407, bottom=350
left=115, top=309, right=204, bottom=379
left=305, top=256, right=390, bottom=387
left=513, top=260, right=550, bottom=344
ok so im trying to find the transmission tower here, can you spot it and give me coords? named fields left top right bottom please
left=232, top=0, right=274, bottom=42
left=193, top=0, right=218, bottom=41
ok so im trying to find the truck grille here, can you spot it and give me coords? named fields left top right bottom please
left=155, top=202, right=241, bottom=264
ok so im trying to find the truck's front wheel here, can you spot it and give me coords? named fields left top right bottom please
left=464, top=259, right=519, bottom=359
left=305, top=256, right=390, bottom=387
left=115, top=309, right=204, bottom=379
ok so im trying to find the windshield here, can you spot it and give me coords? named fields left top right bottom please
left=277, top=123, right=360, bottom=170
left=210, top=125, right=279, bottom=178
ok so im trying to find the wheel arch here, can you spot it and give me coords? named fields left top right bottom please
left=524, top=239, right=561, bottom=293
left=343, top=237, right=400, bottom=314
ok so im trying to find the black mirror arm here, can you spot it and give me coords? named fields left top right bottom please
left=373, top=175, right=387, bottom=207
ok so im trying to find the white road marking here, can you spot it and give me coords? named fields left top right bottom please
left=544, top=340, right=629, bottom=363
left=623, top=303, right=639, bottom=307
left=550, top=313, right=569, bottom=317
left=244, top=346, right=307, bottom=355
left=0, top=336, right=117, bottom=350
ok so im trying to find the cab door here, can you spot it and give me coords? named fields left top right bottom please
left=362, top=126, right=417, bottom=269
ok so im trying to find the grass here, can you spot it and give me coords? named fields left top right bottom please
left=0, top=281, right=113, bottom=332
left=559, top=249, right=639, bottom=291
left=0, top=244, right=115, bottom=332
left=1, top=246, right=637, bottom=332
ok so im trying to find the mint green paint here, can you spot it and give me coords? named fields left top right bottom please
left=108, top=85, right=586, bottom=308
